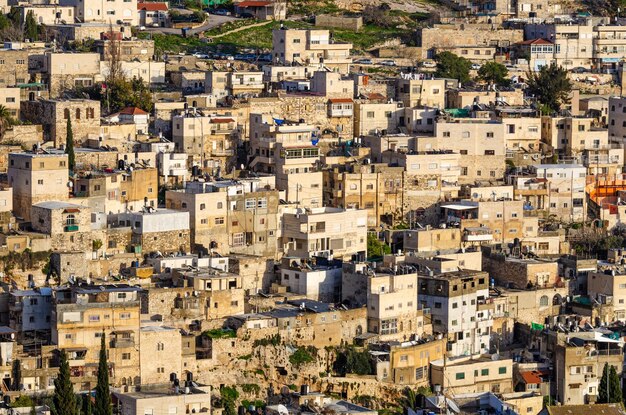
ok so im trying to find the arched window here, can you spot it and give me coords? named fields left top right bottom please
left=66, top=214, right=75, bottom=226
left=75, top=108, right=81, bottom=120
left=64, top=108, right=70, bottom=119
left=539, top=295, right=549, bottom=307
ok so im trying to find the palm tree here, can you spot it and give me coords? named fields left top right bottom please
left=0, top=105, right=14, bottom=140
left=398, top=387, right=419, bottom=414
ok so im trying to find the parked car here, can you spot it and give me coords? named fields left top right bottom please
left=421, top=60, right=436, bottom=68
left=571, top=66, right=589, bottom=73
left=193, top=52, right=210, bottom=59
left=211, top=8, right=230, bottom=15
left=379, top=59, right=396, bottom=66
left=471, top=63, right=481, bottom=70
left=139, top=25, right=146, bottom=30
left=239, top=12, right=254, bottom=18
left=353, top=58, right=373, bottom=65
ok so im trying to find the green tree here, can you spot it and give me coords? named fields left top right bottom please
left=478, top=61, right=510, bottom=86
left=12, top=359, right=21, bottom=391
left=94, top=335, right=112, bottom=415
left=434, top=51, right=472, bottom=84
left=526, top=63, right=572, bottom=114
left=65, top=118, right=75, bottom=172
left=12, top=394, right=34, bottom=408
left=24, top=10, right=38, bottom=41
left=0, top=104, right=15, bottom=140
left=220, top=386, right=239, bottom=415
left=398, top=387, right=419, bottom=414
left=51, top=350, right=79, bottom=415
left=82, top=393, right=93, bottom=415
left=367, top=233, right=391, bottom=258
left=599, top=363, right=623, bottom=403
left=333, top=346, right=372, bottom=376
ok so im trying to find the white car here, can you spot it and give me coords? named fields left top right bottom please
left=379, top=59, right=396, bottom=66
left=471, top=63, right=481, bottom=70
left=421, top=60, right=436, bottom=68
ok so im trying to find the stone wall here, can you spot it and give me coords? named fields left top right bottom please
left=138, top=229, right=191, bottom=254
left=315, top=15, right=363, bottom=31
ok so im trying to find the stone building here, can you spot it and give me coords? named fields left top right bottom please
left=431, top=354, right=514, bottom=395
left=172, top=110, right=238, bottom=173
left=272, top=29, right=352, bottom=73
left=52, top=285, right=142, bottom=389
left=0, top=87, right=21, bottom=119
left=138, top=326, right=182, bottom=385
left=20, top=98, right=101, bottom=145
left=42, top=53, right=103, bottom=97
left=395, top=76, right=447, bottom=108
left=280, top=207, right=368, bottom=260
left=0, top=49, right=29, bottom=87
left=482, top=248, right=560, bottom=289
left=367, top=270, right=425, bottom=342
left=8, top=152, right=69, bottom=221
left=165, top=178, right=280, bottom=257
left=278, top=257, right=343, bottom=303
left=95, top=39, right=155, bottom=62
left=59, top=0, right=138, bottom=25
left=31, top=201, right=92, bottom=252
left=109, top=209, right=191, bottom=254
left=173, top=267, right=245, bottom=319
left=113, top=384, right=212, bottom=415
left=372, top=338, right=447, bottom=386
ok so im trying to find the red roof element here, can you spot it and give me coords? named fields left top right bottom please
left=516, top=38, right=553, bottom=45
left=237, top=1, right=271, bottom=7
left=329, top=98, right=353, bottom=103
left=519, top=370, right=550, bottom=384
left=210, top=118, right=235, bottom=123
left=137, top=2, right=168, bottom=11
left=119, top=107, right=148, bottom=115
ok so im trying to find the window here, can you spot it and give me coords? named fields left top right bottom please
left=257, top=198, right=267, bottom=208
left=122, top=353, right=131, bottom=360
left=539, top=295, right=549, bottom=306
left=200, top=203, right=206, bottom=210
left=217, top=202, right=223, bottom=209
left=233, top=233, right=244, bottom=246
left=366, top=111, right=375, bottom=118
left=245, top=199, right=256, bottom=210
left=120, top=312, right=131, bottom=319
left=456, top=372, right=465, bottom=380
left=486, top=132, right=494, bottom=138
left=443, top=131, right=451, bottom=137
left=485, top=150, right=495, bottom=155
left=481, top=368, right=489, bottom=376
left=499, top=367, right=507, bottom=374
left=89, top=315, right=100, bottom=322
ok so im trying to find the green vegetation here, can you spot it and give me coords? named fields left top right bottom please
left=66, top=118, right=75, bottom=173
left=242, top=400, right=266, bottom=409
left=95, top=335, right=112, bottom=415
left=204, top=328, right=237, bottom=338
left=367, top=233, right=391, bottom=259
left=526, top=63, right=572, bottom=114
left=253, top=333, right=281, bottom=347
left=477, top=62, right=510, bottom=87
left=24, top=10, right=39, bottom=41
left=12, top=395, right=34, bottom=408
left=599, top=363, right=623, bottom=403
left=220, top=386, right=239, bottom=415
left=289, top=346, right=317, bottom=367
left=254, top=369, right=265, bottom=376
left=11, top=359, right=21, bottom=391
left=1, top=250, right=51, bottom=275
left=288, top=0, right=341, bottom=15
left=51, top=350, right=79, bottom=415
left=0, top=104, right=17, bottom=140
left=241, top=384, right=261, bottom=394
left=238, top=354, right=252, bottom=360
left=170, top=9, right=205, bottom=23
left=333, top=346, right=372, bottom=376
left=435, top=51, right=472, bottom=84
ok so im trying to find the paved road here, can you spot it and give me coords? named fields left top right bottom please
left=142, top=13, right=238, bottom=35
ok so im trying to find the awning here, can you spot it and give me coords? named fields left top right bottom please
left=441, top=204, right=478, bottom=211
left=63, top=208, right=81, bottom=213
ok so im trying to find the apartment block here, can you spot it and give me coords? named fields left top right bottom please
left=52, top=285, right=142, bottom=389
left=525, top=21, right=594, bottom=69
left=166, top=178, right=280, bottom=257
left=0, top=49, right=29, bottom=87
left=42, top=53, right=102, bottom=97
left=531, top=164, right=586, bottom=221
left=280, top=207, right=367, bottom=260
left=272, top=29, right=352, bottom=73
left=418, top=270, right=492, bottom=357
left=278, top=257, right=343, bottom=303
left=31, top=201, right=92, bottom=252
left=431, top=355, right=513, bottom=395
left=59, top=0, right=138, bottom=25
left=8, top=152, right=69, bottom=221
left=395, top=76, right=446, bottom=108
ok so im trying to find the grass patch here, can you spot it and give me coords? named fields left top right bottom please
left=213, top=20, right=311, bottom=51
left=203, top=328, right=236, bottom=339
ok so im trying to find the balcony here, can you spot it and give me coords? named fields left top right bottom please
left=64, top=225, right=79, bottom=232
left=110, top=338, right=135, bottom=348
left=463, top=227, right=493, bottom=242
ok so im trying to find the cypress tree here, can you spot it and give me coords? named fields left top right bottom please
left=24, top=11, right=38, bottom=41
left=51, top=350, right=79, bottom=415
left=11, top=359, right=21, bottom=391
left=94, top=335, right=111, bottom=415
left=82, top=392, right=93, bottom=415
left=599, top=363, right=623, bottom=403
left=65, top=118, right=75, bottom=172
left=609, top=364, right=623, bottom=403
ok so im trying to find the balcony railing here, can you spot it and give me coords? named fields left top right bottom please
left=64, top=225, right=79, bottom=232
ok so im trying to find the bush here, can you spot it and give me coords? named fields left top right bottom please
left=333, top=346, right=373, bottom=376
left=253, top=333, right=281, bottom=347
left=289, top=347, right=316, bottom=367
left=241, top=384, right=261, bottom=394
left=204, top=329, right=236, bottom=339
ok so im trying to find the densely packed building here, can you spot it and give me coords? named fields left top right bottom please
left=4, top=1, right=626, bottom=414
